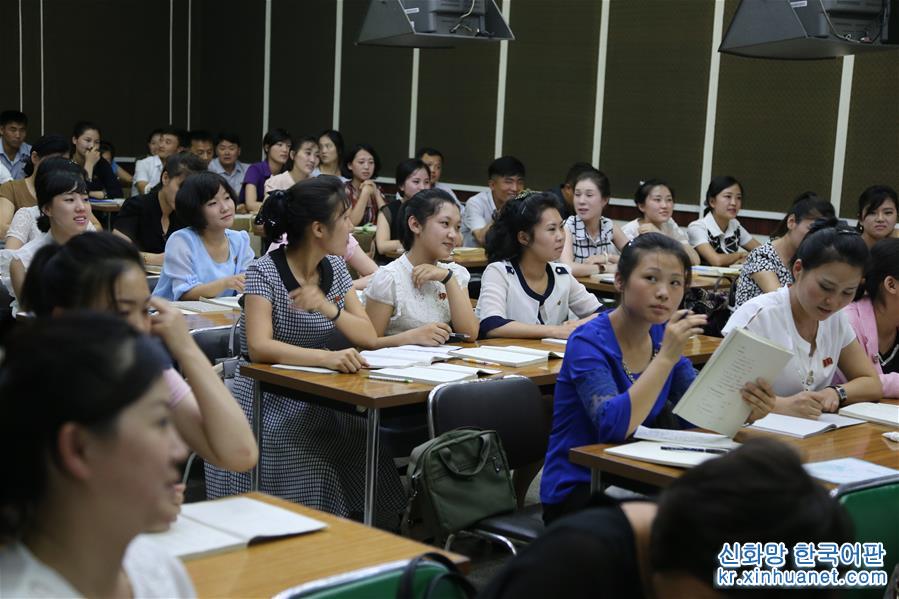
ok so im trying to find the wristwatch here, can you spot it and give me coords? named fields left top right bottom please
left=827, top=384, right=848, bottom=407
left=441, top=270, right=453, bottom=285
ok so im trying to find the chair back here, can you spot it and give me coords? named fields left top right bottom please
left=427, top=376, right=549, bottom=471
left=190, top=325, right=234, bottom=365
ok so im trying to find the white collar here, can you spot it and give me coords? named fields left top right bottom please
left=702, top=212, right=738, bottom=237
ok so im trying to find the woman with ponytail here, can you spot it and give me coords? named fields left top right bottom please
left=206, top=176, right=406, bottom=526
left=478, top=191, right=600, bottom=340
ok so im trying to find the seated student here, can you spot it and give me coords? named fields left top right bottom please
left=482, top=438, right=852, bottom=599
left=153, top=172, right=253, bottom=301
left=132, top=127, right=178, bottom=195
left=461, top=156, right=526, bottom=247
left=478, top=191, right=601, bottom=340
left=113, top=152, right=206, bottom=266
left=20, top=231, right=257, bottom=480
left=687, top=175, right=760, bottom=266
left=834, top=239, right=899, bottom=398
left=317, top=129, right=345, bottom=179
left=0, top=133, right=70, bottom=240
left=541, top=233, right=775, bottom=523
left=724, top=221, right=881, bottom=419
left=188, top=129, right=215, bottom=162
left=263, top=135, right=320, bottom=198
left=241, top=128, right=292, bottom=213
left=621, top=179, right=700, bottom=265
left=856, top=184, right=897, bottom=248
left=365, top=188, right=479, bottom=346
left=415, top=146, right=463, bottom=211
left=70, top=121, right=123, bottom=199
left=99, top=140, right=133, bottom=188
left=733, top=192, right=834, bottom=309
left=204, top=177, right=407, bottom=526
left=548, top=161, right=597, bottom=221
left=0, top=158, right=92, bottom=302
left=560, top=169, right=629, bottom=277
left=0, top=109, right=31, bottom=180
left=343, top=143, right=385, bottom=226
left=0, top=163, right=10, bottom=185
left=0, top=314, right=196, bottom=598
left=208, top=131, right=249, bottom=196
left=373, top=158, right=431, bottom=260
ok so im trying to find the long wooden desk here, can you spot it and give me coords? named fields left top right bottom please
left=184, top=311, right=240, bottom=331
left=384, top=247, right=488, bottom=270
left=569, top=407, right=899, bottom=491
left=578, top=273, right=731, bottom=295
left=185, top=492, right=467, bottom=598
left=240, top=335, right=720, bottom=525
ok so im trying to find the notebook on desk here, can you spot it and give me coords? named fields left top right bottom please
left=360, top=348, right=452, bottom=369
left=605, top=441, right=721, bottom=468
left=199, top=295, right=242, bottom=310
left=449, top=347, right=547, bottom=367
left=172, top=300, right=234, bottom=314
left=369, top=366, right=477, bottom=385
left=838, top=402, right=899, bottom=428
left=747, top=413, right=864, bottom=438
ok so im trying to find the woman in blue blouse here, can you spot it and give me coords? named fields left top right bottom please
left=540, top=233, right=776, bottom=524
left=154, top=172, right=254, bottom=300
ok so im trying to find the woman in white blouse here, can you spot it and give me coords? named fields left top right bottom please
left=686, top=176, right=759, bottom=266
left=621, top=179, right=700, bottom=265
left=479, top=191, right=601, bottom=339
left=365, top=188, right=479, bottom=346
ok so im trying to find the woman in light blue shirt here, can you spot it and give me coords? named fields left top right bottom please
left=154, top=172, right=254, bottom=300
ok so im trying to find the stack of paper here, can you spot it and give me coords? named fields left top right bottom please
left=634, top=426, right=740, bottom=450
left=748, top=413, right=863, bottom=438
left=838, top=403, right=899, bottom=428
left=449, top=347, right=548, bottom=367
left=172, top=300, right=234, bottom=314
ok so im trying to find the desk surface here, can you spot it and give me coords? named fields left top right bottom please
left=184, top=311, right=240, bottom=331
left=578, top=274, right=730, bottom=294
left=384, top=247, right=488, bottom=269
left=569, top=412, right=899, bottom=490
left=239, top=335, right=720, bottom=410
left=185, top=493, right=467, bottom=598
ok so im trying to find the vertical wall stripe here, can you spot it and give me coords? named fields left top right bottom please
left=699, top=0, right=725, bottom=206
left=408, top=48, right=420, bottom=157
left=830, top=55, right=854, bottom=215
left=262, top=0, right=272, bottom=157
left=39, top=0, right=44, bottom=134
left=168, top=0, right=173, bottom=124
left=186, top=0, right=192, bottom=129
left=18, top=0, right=23, bottom=109
left=591, top=0, right=611, bottom=166
left=493, top=0, right=512, bottom=158
left=333, top=0, right=344, bottom=130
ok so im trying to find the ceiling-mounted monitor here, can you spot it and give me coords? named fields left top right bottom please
left=358, top=0, right=513, bottom=48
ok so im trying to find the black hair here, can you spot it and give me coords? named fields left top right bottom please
left=485, top=192, right=563, bottom=262
left=770, top=192, right=835, bottom=239
left=488, top=156, right=526, bottom=180
left=35, top=157, right=88, bottom=233
left=215, top=131, right=242, bottom=147
left=175, top=172, right=237, bottom=231
left=793, top=218, right=868, bottom=274
left=573, top=169, right=611, bottom=198
left=99, top=140, right=115, bottom=157
left=188, top=129, right=214, bottom=145
left=395, top=158, right=430, bottom=196
left=151, top=152, right=206, bottom=193
left=23, top=134, right=70, bottom=177
left=71, top=120, right=101, bottom=141
left=146, top=127, right=165, bottom=144
left=174, top=129, right=190, bottom=148
left=158, top=126, right=184, bottom=147
left=291, top=135, right=319, bottom=152
left=20, top=231, right=143, bottom=316
left=617, top=232, right=693, bottom=289
left=262, top=128, right=293, bottom=156
left=634, top=179, right=674, bottom=207
left=415, top=147, right=444, bottom=161
left=318, top=129, right=344, bottom=161
left=651, top=438, right=852, bottom=598
left=703, top=175, right=743, bottom=216
left=398, top=188, right=459, bottom=251
left=563, top=162, right=597, bottom=186
left=259, top=176, right=349, bottom=246
left=856, top=184, right=898, bottom=225
left=860, top=238, right=899, bottom=303
left=343, top=143, right=381, bottom=180
left=0, top=312, right=168, bottom=541
left=0, top=110, right=27, bottom=126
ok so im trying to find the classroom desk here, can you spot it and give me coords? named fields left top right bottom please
left=185, top=492, right=467, bottom=598
left=90, top=198, right=124, bottom=230
left=239, top=335, right=720, bottom=525
left=184, top=311, right=240, bottom=331
left=384, top=247, right=489, bottom=270
left=569, top=403, right=899, bottom=492
left=577, top=274, right=731, bottom=296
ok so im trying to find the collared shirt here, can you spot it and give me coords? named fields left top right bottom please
left=209, top=158, right=249, bottom=197
left=132, top=154, right=163, bottom=195
left=686, top=212, right=753, bottom=254
left=460, top=190, right=498, bottom=247
left=564, top=215, right=619, bottom=262
left=0, top=163, right=11, bottom=185
left=0, top=141, right=32, bottom=180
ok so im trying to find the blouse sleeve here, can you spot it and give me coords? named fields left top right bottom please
left=163, top=367, right=191, bottom=408
left=670, top=222, right=690, bottom=245
left=364, top=267, right=397, bottom=306
left=133, top=157, right=151, bottom=185
left=236, top=231, right=254, bottom=272
left=163, top=233, right=201, bottom=301
left=686, top=219, right=707, bottom=248
left=570, top=347, right=634, bottom=443
left=477, top=262, right=513, bottom=337
left=447, top=263, right=471, bottom=290
left=568, top=275, right=601, bottom=318
left=835, top=310, right=859, bottom=349
left=245, top=259, right=275, bottom=303
left=737, top=223, right=754, bottom=247
left=6, top=207, right=35, bottom=243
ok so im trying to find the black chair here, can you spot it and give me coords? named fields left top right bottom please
left=189, top=325, right=234, bottom=365
left=427, top=375, right=549, bottom=554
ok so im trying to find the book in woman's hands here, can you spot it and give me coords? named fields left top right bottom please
left=672, top=327, right=793, bottom=437
left=142, top=497, right=326, bottom=560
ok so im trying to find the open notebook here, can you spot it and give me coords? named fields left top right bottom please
left=605, top=441, right=723, bottom=468
left=141, top=497, right=326, bottom=560
left=838, top=402, right=899, bottom=428
left=748, top=413, right=864, bottom=438
left=199, top=295, right=242, bottom=310
left=172, top=300, right=234, bottom=314
left=360, top=347, right=461, bottom=369
left=449, top=347, right=548, bottom=367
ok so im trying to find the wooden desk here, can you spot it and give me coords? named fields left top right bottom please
left=186, top=492, right=467, bottom=598
left=569, top=407, right=899, bottom=491
left=384, top=247, right=489, bottom=270
left=184, top=311, right=240, bottom=331
left=241, top=336, right=718, bottom=525
left=578, top=274, right=731, bottom=296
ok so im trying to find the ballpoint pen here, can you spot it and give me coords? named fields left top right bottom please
left=660, top=446, right=728, bottom=454
left=461, top=357, right=502, bottom=367
left=367, top=375, right=413, bottom=383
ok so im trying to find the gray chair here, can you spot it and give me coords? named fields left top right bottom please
left=427, top=375, right=549, bottom=554
left=189, top=325, right=234, bottom=365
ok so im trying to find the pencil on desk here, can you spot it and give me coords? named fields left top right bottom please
left=367, top=375, right=413, bottom=383
left=461, top=357, right=502, bottom=367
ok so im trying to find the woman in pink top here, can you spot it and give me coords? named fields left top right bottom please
left=835, top=238, right=899, bottom=397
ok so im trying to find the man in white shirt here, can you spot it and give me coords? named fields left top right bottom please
left=416, top=146, right=463, bottom=213
left=132, top=127, right=181, bottom=195
left=461, top=156, right=525, bottom=247
left=0, top=110, right=31, bottom=180
left=208, top=131, right=249, bottom=197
